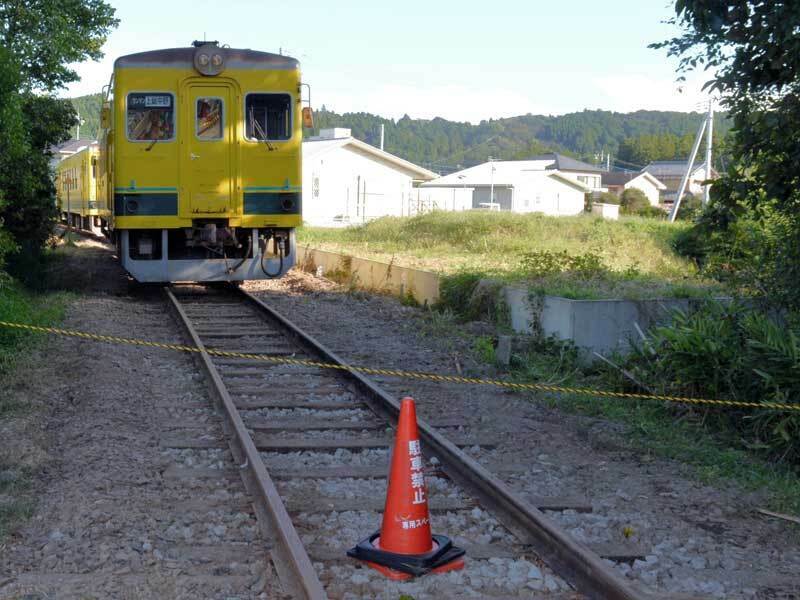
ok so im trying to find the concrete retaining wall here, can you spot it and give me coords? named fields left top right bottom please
left=292, top=249, right=711, bottom=358
left=505, top=286, right=721, bottom=357
left=296, top=246, right=440, bottom=305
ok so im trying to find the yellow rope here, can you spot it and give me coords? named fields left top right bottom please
left=1, top=319, right=797, bottom=412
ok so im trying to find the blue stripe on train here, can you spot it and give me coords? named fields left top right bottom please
left=243, top=192, right=301, bottom=215
left=114, top=193, right=178, bottom=216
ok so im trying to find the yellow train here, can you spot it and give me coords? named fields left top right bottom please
left=55, top=143, right=110, bottom=234
left=57, top=41, right=309, bottom=282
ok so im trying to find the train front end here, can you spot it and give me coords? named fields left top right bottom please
left=103, top=42, right=303, bottom=282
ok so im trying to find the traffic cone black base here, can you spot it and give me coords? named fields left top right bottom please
left=348, top=531, right=465, bottom=581
left=347, top=398, right=466, bottom=581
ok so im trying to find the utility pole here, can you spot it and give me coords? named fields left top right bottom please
left=75, top=110, right=85, bottom=140
left=488, top=156, right=496, bottom=207
left=668, top=112, right=707, bottom=222
left=704, top=100, right=714, bottom=204
left=379, top=124, right=385, bottom=151
left=66, top=172, right=72, bottom=235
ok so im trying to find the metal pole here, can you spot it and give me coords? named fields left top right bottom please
left=66, top=173, right=72, bottom=235
left=380, top=124, right=385, bottom=151
left=489, top=157, right=495, bottom=207
left=668, top=117, right=707, bottom=222
left=704, top=101, right=714, bottom=205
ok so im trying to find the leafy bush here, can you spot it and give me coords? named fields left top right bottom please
left=675, top=193, right=702, bottom=220
left=438, top=271, right=483, bottom=316
left=520, top=250, right=605, bottom=278
left=674, top=203, right=800, bottom=314
left=624, top=302, right=800, bottom=464
left=596, top=191, right=620, bottom=205
left=635, top=205, right=667, bottom=220
left=619, top=188, right=650, bottom=214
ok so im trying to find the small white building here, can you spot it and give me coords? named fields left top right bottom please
left=601, top=171, right=666, bottom=206
left=642, top=160, right=718, bottom=203
left=420, top=158, right=593, bottom=216
left=302, top=129, right=437, bottom=227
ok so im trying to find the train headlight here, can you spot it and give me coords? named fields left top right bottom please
left=193, top=44, right=225, bottom=76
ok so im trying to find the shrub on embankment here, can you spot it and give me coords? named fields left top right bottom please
left=614, top=302, right=800, bottom=464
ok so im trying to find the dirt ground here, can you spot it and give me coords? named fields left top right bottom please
left=0, top=240, right=277, bottom=599
left=245, top=270, right=800, bottom=600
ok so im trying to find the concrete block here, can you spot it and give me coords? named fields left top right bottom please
left=495, top=335, right=511, bottom=365
left=503, top=285, right=726, bottom=359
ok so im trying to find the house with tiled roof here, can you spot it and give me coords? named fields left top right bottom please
left=601, top=171, right=667, bottom=206
left=642, top=160, right=718, bottom=203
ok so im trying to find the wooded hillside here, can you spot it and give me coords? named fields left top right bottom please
left=69, top=93, right=731, bottom=172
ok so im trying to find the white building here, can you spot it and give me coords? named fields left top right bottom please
left=642, top=160, right=718, bottom=203
left=601, top=171, right=667, bottom=206
left=419, top=157, right=595, bottom=217
left=302, top=129, right=437, bottom=227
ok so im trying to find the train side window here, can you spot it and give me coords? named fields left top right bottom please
left=127, top=92, right=175, bottom=141
left=196, top=97, right=223, bottom=140
left=245, top=93, right=291, bottom=141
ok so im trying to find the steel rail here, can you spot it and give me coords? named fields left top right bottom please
left=165, top=286, right=326, bottom=600
left=236, top=287, right=653, bottom=600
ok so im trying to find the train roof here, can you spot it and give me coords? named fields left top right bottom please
left=114, top=46, right=299, bottom=71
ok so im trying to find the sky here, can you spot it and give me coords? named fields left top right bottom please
left=63, top=0, right=715, bottom=123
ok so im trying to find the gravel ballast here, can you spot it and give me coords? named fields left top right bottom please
left=245, top=270, right=800, bottom=599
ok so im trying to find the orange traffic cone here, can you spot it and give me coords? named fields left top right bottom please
left=347, top=397, right=465, bottom=580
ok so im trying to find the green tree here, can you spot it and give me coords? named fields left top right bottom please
left=0, top=0, right=118, bottom=92
left=596, top=191, right=620, bottom=205
left=0, top=0, right=118, bottom=270
left=619, top=188, right=649, bottom=214
left=655, top=1, right=800, bottom=310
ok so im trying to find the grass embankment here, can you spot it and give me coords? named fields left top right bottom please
left=0, top=275, right=71, bottom=541
left=298, top=211, right=724, bottom=299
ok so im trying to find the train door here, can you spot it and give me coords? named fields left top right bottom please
left=182, top=83, right=233, bottom=215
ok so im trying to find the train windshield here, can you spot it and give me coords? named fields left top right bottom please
left=245, top=93, right=291, bottom=141
left=127, top=93, right=175, bottom=141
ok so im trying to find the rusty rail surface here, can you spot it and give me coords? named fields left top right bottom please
left=165, top=286, right=326, bottom=600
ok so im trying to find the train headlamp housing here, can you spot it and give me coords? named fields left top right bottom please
left=193, top=44, right=225, bottom=76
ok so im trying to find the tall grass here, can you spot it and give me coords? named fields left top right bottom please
left=0, top=278, right=70, bottom=379
left=299, top=212, right=722, bottom=299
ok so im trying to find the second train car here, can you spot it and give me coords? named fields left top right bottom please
left=92, top=41, right=309, bottom=282
left=56, top=142, right=110, bottom=235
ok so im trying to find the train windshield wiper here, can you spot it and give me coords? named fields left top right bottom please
left=249, top=108, right=275, bottom=152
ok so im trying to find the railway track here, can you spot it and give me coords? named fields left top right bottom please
left=165, top=283, right=652, bottom=599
